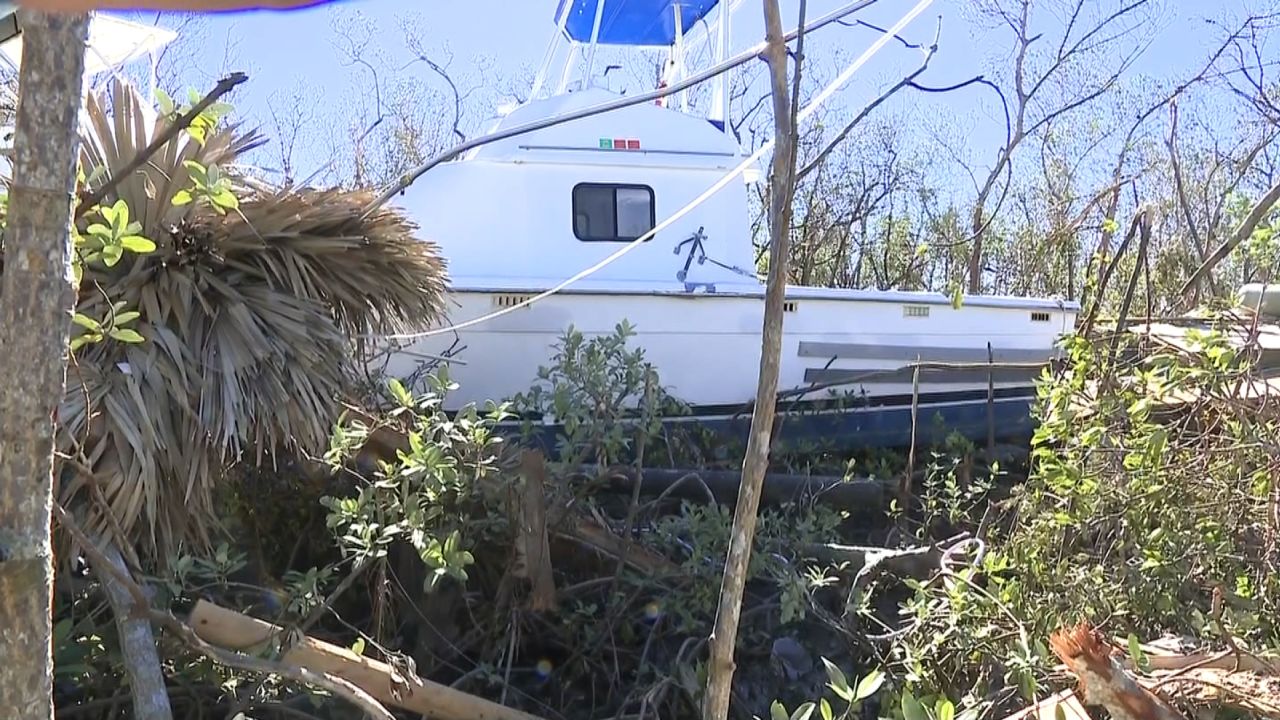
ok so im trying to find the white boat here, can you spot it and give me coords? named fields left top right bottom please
left=382, top=0, right=1079, bottom=452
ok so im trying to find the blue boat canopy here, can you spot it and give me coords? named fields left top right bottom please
left=555, top=0, right=721, bottom=46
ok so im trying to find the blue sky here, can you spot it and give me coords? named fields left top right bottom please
left=109, top=0, right=1270, bottom=184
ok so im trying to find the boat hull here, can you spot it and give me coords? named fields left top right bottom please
left=378, top=286, right=1073, bottom=451
left=506, top=387, right=1040, bottom=459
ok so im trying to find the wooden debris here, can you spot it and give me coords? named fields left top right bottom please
left=514, top=450, right=557, bottom=612
left=189, top=600, right=548, bottom=720
left=1143, top=667, right=1280, bottom=717
left=1049, top=622, right=1184, bottom=720
left=999, top=689, right=1090, bottom=720
left=555, top=513, right=679, bottom=576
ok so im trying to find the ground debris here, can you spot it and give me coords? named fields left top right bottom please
left=1015, top=622, right=1280, bottom=720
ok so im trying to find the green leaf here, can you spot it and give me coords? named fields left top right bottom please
left=950, top=284, right=964, bottom=310
left=171, top=189, right=193, bottom=206
left=770, top=701, right=789, bottom=720
left=182, top=160, right=208, bottom=183
left=100, top=244, right=123, bottom=267
left=790, top=702, right=816, bottom=720
left=819, top=699, right=833, bottom=720
left=120, top=235, right=157, bottom=254
left=935, top=698, right=955, bottom=720
left=72, top=313, right=101, bottom=332
left=155, top=88, right=175, bottom=115
left=112, top=311, right=141, bottom=326
left=1102, top=217, right=1119, bottom=234
left=69, top=335, right=93, bottom=352
left=350, top=637, right=365, bottom=656
left=900, top=691, right=927, bottom=720
left=1126, top=633, right=1149, bottom=671
left=855, top=668, right=885, bottom=700
left=110, top=199, right=129, bottom=230
left=210, top=189, right=240, bottom=210
left=388, top=378, right=414, bottom=407
left=822, top=658, right=854, bottom=702
left=108, top=328, right=145, bottom=343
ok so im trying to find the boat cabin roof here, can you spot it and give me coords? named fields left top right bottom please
left=471, top=87, right=743, bottom=168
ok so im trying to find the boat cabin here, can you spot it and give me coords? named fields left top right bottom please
left=396, top=86, right=763, bottom=295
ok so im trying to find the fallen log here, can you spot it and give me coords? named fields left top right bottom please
left=554, top=514, right=681, bottom=576
left=189, top=600, right=547, bottom=720
left=574, top=466, right=888, bottom=512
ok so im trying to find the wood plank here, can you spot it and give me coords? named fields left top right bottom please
left=999, top=690, right=1090, bottom=720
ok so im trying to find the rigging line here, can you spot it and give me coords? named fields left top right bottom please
left=361, top=0, right=885, bottom=217
left=371, top=0, right=938, bottom=343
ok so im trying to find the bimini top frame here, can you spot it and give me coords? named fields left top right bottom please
left=528, top=0, right=743, bottom=135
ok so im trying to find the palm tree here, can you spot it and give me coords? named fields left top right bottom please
left=54, top=79, right=449, bottom=563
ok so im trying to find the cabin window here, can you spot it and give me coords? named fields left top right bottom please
left=572, top=183, right=655, bottom=242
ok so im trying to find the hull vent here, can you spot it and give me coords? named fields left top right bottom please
left=493, top=293, right=536, bottom=309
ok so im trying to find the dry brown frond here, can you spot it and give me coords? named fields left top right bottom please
left=15, top=78, right=451, bottom=563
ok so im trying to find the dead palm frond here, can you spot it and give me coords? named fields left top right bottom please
left=47, top=78, right=449, bottom=562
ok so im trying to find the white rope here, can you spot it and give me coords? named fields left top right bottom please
left=376, top=0, right=936, bottom=342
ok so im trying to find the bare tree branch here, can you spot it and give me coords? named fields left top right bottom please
left=1179, top=179, right=1280, bottom=297
left=399, top=32, right=467, bottom=143
left=798, top=18, right=941, bottom=181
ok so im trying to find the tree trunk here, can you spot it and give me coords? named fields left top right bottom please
left=701, top=1, right=800, bottom=718
left=0, top=9, right=90, bottom=717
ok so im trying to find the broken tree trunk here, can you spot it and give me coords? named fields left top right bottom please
left=514, top=450, right=557, bottom=612
left=1049, top=623, right=1184, bottom=720
left=0, top=9, right=91, bottom=717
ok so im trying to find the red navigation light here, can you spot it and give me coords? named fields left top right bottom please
left=626, top=139, right=641, bottom=150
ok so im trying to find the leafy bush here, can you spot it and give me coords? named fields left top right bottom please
left=321, top=371, right=512, bottom=591
left=878, top=321, right=1280, bottom=717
